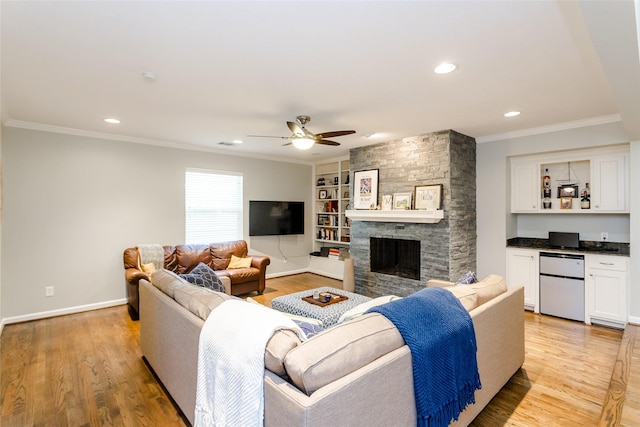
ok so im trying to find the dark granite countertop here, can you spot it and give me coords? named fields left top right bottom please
left=507, top=237, right=630, bottom=256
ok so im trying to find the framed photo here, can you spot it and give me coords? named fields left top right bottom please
left=319, top=189, right=327, bottom=200
left=414, top=184, right=442, bottom=210
left=343, top=190, right=350, bottom=199
left=560, top=196, right=572, bottom=209
left=393, top=193, right=412, bottom=210
left=353, top=169, right=379, bottom=209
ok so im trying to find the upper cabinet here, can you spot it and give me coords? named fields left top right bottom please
left=510, top=145, right=629, bottom=214
left=590, top=154, right=627, bottom=211
left=511, top=163, right=540, bottom=212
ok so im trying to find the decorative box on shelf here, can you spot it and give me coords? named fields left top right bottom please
left=345, top=209, right=444, bottom=224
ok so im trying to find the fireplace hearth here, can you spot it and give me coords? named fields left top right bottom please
left=370, top=237, right=420, bottom=280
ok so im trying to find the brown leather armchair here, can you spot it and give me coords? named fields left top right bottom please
left=123, top=240, right=270, bottom=320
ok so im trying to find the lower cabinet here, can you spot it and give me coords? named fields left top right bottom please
left=506, top=248, right=539, bottom=312
left=585, top=254, right=629, bottom=327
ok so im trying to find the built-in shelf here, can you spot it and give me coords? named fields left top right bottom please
left=346, top=209, right=444, bottom=224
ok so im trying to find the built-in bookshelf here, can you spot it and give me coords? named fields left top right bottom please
left=314, top=158, right=351, bottom=249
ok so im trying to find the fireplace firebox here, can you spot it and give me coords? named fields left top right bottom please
left=370, top=237, right=420, bottom=280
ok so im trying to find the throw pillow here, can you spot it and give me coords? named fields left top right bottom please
left=227, top=254, right=253, bottom=269
left=179, top=262, right=226, bottom=293
left=456, top=271, right=478, bottom=285
left=141, top=262, right=156, bottom=275
left=291, top=319, right=324, bottom=339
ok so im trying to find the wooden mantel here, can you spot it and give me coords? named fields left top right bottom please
left=345, top=209, right=444, bottom=224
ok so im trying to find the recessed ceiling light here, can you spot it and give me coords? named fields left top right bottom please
left=232, top=140, right=243, bottom=145
left=434, top=63, right=457, bottom=74
left=104, top=118, right=120, bottom=124
left=142, top=71, right=157, bottom=82
left=504, top=111, right=521, bottom=117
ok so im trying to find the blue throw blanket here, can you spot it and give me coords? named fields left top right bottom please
left=367, top=287, right=481, bottom=427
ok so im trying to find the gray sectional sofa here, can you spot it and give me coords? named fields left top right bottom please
left=139, top=270, right=524, bottom=426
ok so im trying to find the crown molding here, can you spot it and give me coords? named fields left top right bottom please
left=3, top=119, right=315, bottom=166
left=475, top=114, right=622, bottom=143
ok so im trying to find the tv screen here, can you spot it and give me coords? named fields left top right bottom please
left=249, top=201, right=305, bottom=236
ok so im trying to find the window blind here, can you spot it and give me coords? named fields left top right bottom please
left=185, top=169, right=243, bottom=244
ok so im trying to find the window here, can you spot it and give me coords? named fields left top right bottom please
left=185, top=169, right=243, bottom=244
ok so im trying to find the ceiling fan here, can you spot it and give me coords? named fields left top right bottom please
left=248, top=115, right=356, bottom=150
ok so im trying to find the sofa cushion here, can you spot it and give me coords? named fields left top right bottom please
left=179, top=262, right=226, bottom=293
left=173, top=283, right=233, bottom=320
left=283, top=313, right=405, bottom=395
left=470, top=274, right=507, bottom=306
left=150, top=269, right=184, bottom=299
left=444, top=285, right=478, bottom=311
left=337, top=295, right=402, bottom=324
left=265, top=329, right=303, bottom=378
left=228, top=254, right=252, bottom=269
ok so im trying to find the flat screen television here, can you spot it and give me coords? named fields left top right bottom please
left=249, top=201, right=305, bottom=236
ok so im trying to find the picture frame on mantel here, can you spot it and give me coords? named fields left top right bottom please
left=353, top=169, right=379, bottom=209
left=414, top=184, right=442, bottom=210
left=393, top=193, right=412, bottom=210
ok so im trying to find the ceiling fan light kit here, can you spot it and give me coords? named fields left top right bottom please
left=292, top=137, right=315, bottom=150
left=248, top=115, right=356, bottom=150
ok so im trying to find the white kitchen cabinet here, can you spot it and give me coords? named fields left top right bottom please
left=506, top=248, right=539, bottom=312
left=590, top=154, right=628, bottom=212
left=585, top=254, right=629, bottom=327
left=509, top=145, right=629, bottom=214
left=511, top=162, right=540, bottom=213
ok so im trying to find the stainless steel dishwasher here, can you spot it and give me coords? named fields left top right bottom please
left=539, top=252, right=585, bottom=322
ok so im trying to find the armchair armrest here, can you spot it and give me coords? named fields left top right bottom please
left=250, top=255, right=271, bottom=270
left=426, top=279, right=456, bottom=288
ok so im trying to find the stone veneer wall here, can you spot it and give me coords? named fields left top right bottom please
left=349, top=130, right=476, bottom=297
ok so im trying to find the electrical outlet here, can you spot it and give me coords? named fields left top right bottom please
left=601, top=232, right=608, bottom=241
left=45, top=286, right=54, bottom=297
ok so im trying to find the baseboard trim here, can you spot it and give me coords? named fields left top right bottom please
left=266, top=268, right=308, bottom=279
left=628, top=316, right=640, bottom=326
left=1, top=298, right=127, bottom=326
left=307, top=268, right=343, bottom=280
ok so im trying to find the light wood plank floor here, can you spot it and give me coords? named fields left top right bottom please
left=1, top=273, right=638, bottom=426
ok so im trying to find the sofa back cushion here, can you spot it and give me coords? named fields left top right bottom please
left=210, top=240, right=248, bottom=270
left=265, top=329, right=302, bottom=378
left=174, top=244, right=212, bottom=274
left=150, top=269, right=183, bottom=298
left=470, top=274, right=507, bottom=306
left=445, top=285, right=478, bottom=311
left=283, top=313, right=405, bottom=395
left=150, top=269, right=233, bottom=319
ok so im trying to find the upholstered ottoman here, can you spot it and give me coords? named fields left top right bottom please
left=271, top=287, right=372, bottom=327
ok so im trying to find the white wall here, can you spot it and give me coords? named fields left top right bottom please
left=1, top=127, right=312, bottom=321
left=476, top=121, right=639, bottom=317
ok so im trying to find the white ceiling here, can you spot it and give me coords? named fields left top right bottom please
left=2, top=1, right=639, bottom=163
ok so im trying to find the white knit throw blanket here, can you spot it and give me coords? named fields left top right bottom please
left=137, top=244, right=164, bottom=270
left=194, top=300, right=304, bottom=427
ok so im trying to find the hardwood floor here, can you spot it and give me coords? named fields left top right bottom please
left=1, top=273, right=637, bottom=426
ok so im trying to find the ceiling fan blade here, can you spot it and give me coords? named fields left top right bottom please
left=281, top=142, right=292, bottom=146
left=316, top=130, right=356, bottom=139
left=247, top=134, right=289, bottom=139
left=287, top=121, right=305, bottom=137
left=316, top=139, right=341, bottom=146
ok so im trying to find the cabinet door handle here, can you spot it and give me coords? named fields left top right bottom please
left=589, top=273, right=593, bottom=277
left=599, top=262, right=614, bottom=266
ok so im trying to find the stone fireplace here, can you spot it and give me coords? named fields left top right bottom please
left=349, top=130, right=476, bottom=297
